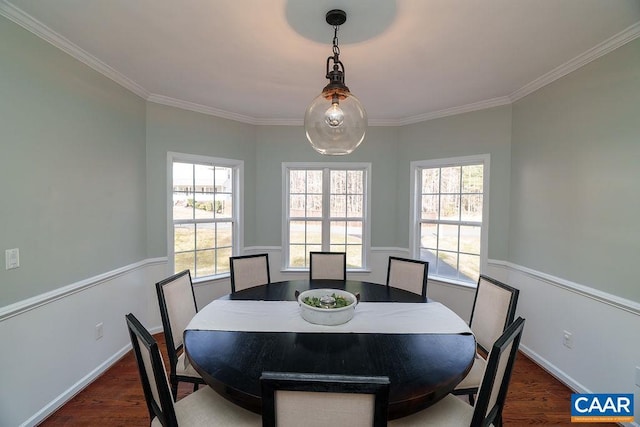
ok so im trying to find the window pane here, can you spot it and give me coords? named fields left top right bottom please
left=214, top=193, right=232, bottom=219
left=459, top=253, right=480, bottom=282
left=331, top=170, right=346, bottom=193
left=174, top=252, right=194, bottom=275
left=330, top=221, right=346, bottom=244
left=421, top=169, right=439, bottom=193
left=289, top=221, right=306, bottom=244
left=307, top=170, right=323, bottom=193
left=346, top=245, right=362, bottom=268
left=347, top=170, right=363, bottom=194
left=461, top=195, right=483, bottom=222
left=462, top=165, right=483, bottom=193
left=307, top=195, right=322, bottom=218
left=436, top=251, right=458, bottom=279
left=194, top=192, right=214, bottom=219
left=289, top=245, right=306, bottom=268
left=347, top=195, right=363, bottom=218
left=174, top=224, right=195, bottom=252
left=306, top=221, right=322, bottom=244
left=346, top=221, right=362, bottom=243
left=440, top=167, right=460, bottom=193
left=196, top=223, right=214, bottom=250
left=214, top=166, right=233, bottom=193
left=330, top=195, right=346, bottom=217
left=217, top=222, right=233, bottom=248
left=290, top=170, right=306, bottom=193
left=194, top=164, right=213, bottom=191
left=460, top=225, right=481, bottom=254
left=216, top=247, right=231, bottom=274
left=421, top=195, right=439, bottom=220
left=196, top=250, right=215, bottom=278
left=420, top=223, right=437, bottom=249
left=173, top=193, right=193, bottom=220
left=173, top=162, right=193, bottom=192
left=438, top=224, right=459, bottom=252
left=290, top=195, right=305, bottom=217
left=440, top=195, right=460, bottom=220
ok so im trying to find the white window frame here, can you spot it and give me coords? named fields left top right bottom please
left=167, top=152, right=243, bottom=282
left=282, top=162, right=371, bottom=271
left=409, top=154, right=490, bottom=287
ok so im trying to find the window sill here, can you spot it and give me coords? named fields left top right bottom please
left=192, top=274, right=229, bottom=286
left=279, top=268, right=372, bottom=274
left=428, top=276, right=477, bottom=289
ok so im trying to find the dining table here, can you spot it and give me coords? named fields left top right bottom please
left=183, top=279, right=476, bottom=420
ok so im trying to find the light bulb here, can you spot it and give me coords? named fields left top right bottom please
left=324, top=102, right=344, bottom=128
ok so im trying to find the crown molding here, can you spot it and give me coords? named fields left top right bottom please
left=0, top=0, right=150, bottom=99
left=146, top=94, right=261, bottom=124
left=2, top=0, right=638, bottom=126
left=510, top=21, right=640, bottom=103
left=394, top=97, right=513, bottom=126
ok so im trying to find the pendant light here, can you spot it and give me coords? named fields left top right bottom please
left=304, top=9, right=367, bottom=155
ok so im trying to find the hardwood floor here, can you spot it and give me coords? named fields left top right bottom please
left=39, top=334, right=614, bottom=426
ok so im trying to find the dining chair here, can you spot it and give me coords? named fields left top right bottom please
left=261, top=372, right=390, bottom=427
left=386, top=256, right=429, bottom=298
left=309, top=251, right=346, bottom=280
left=125, top=313, right=261, bottom=427
left=156, top=269, right=205, bottom=399
left=453, top=274, right=520, bottom=404
left=389, top=316, right=526, bottom=427
left=229, top=253, right=271, bottom=293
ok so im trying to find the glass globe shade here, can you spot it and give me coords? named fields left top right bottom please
left=304, top=91, right=367, bottom=155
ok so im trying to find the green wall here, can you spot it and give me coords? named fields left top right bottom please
left=0, top=17, right=147, bottom=307
left=509, top=39, right=640, bottom=301
left=145, top=103, right=256, bottom=258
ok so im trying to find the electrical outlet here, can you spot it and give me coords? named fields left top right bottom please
left=563, top=330, right=573, bottom=349
left=95, top=322, right=104, bottom=340
left=5, top=248, right=19, bottom=270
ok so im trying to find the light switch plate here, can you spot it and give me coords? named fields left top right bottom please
left=5, top=248, right=19, bottom=270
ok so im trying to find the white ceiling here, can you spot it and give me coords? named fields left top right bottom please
left=2, top=0, right=639, bottom=125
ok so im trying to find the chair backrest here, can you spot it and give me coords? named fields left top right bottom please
left=309, top=252, right=346, bottom=280
left=471, top=317, right=526, bottom=427
left=229, top=253, right=271, bottom=292
left=156, top=270, right=198, bottom=370
left=386, top=256, right=429, bottom=298
left=125, top=313, right=178, bottom=427
left=261, top=372, right=389, bottom=427
left=469, top=275, right=520, bottom=353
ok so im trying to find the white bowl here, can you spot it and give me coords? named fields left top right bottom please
left=297, top=289, right=358, bottom=326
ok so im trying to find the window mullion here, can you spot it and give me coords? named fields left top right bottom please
left=322, top=168, right=331, bottom=251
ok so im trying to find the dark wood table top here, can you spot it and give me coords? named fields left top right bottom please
left=184, top=279, right=475, bottom=420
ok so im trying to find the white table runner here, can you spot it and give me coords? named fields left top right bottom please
left=186, top=300, right=472, bottom=335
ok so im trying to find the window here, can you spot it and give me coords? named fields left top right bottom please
left=283, top=163, right=370, bottom=270
left=169, top=153, right=242, bottom=280
left=411, top=155, right=488, bottom=285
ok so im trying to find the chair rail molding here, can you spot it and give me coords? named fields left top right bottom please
left=488, top=259, right=640, bottom=315
left=0, top=257, right=168, bottom=322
